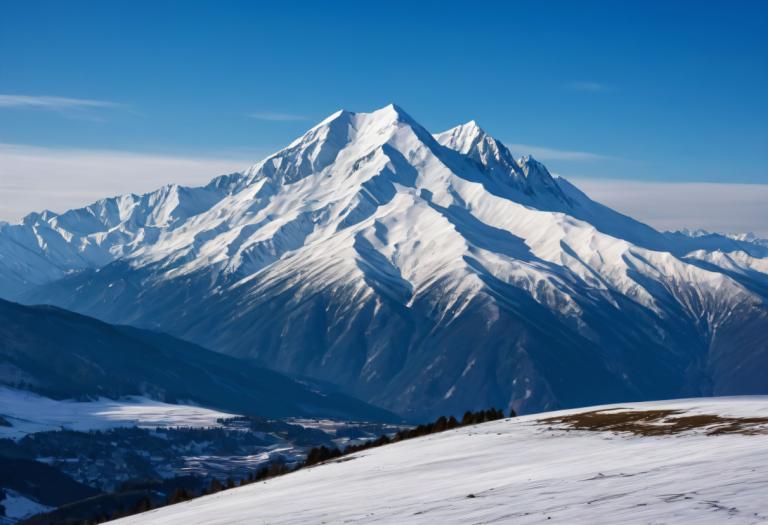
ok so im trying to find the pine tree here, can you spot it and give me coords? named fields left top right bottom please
left=254, top=466, right=269, bottom=481
left=209, top=477, right=224, bottom=493
left=267, top=460, right=285, bottom=477
left=168, top=488, right=190, bottom=504
left=132, top=496, right=152, bottom=513
left=112, top=505, right=126, bottom=519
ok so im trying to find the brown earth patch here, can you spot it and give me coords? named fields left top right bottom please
left=540, top=409, right=768, bottom=436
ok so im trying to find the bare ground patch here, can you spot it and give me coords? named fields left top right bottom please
left=539, top=409, right=768, bottom=436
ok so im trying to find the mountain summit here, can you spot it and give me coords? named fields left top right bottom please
left=1, top=105, right=767, bottom=418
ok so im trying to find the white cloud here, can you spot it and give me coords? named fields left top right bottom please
left=249, top=112, right=308, bottom=121
left=571, top=178, right=768, bottom=237
left=566, top=81, right=607, bottom=92
left=0, top=144, right=252, bottom=222
left=0, top=94, right=121, bottom=109
left=0, top=94, right=125, bottom=122
left=506, top=143, right=608, bottom=162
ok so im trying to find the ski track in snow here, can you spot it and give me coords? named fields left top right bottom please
left=112, top=397, right=768, bottom=525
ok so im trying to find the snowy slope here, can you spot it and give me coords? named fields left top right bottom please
left=1, top=105, right=767, bottom=418
left=0, top=489, right=53, bottom=524
left=111, top=397, right=768, bottom=525
left=0, top=387, right=235, bottom=439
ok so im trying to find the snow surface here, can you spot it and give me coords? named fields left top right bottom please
left=112, top=397, right=768, bottom=525
left=0, top=387, right=235, bottom=439
left=3, top=105, right=763, bottom=315
left=0, top=489, right=52, bottom=524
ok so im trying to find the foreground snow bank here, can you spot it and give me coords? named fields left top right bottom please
left=0, top=387, right=235, bottom=439
left=111, top=397, right=768, bottom=524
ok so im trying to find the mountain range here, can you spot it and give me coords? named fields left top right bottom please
left=1, top=104, right=766, bottom=418
left=0, top=298, right=394, bottom=421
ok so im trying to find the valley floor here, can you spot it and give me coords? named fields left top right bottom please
left=112, top=397, right=768, bottom=524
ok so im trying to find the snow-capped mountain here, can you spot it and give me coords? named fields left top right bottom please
left=1, top=104, right=767, bottom=418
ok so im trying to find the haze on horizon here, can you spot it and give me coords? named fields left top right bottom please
left=1, top=1, right=766, bottom=235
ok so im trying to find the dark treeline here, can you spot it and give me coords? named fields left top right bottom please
left=81, top=407, right=513, bottom=525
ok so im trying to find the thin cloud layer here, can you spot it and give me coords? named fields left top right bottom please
left=0, top=143, right=764, bottom=237
left=0, top=144, right=250, bottom=222
left=506, top=143, right=608, bottom=162
left=572, top=178, right=768, bottom=237
left=0, top=94, right=121, bottom=109
left=566, top=81, right=608, bottom=92
left=249, top=112, right=308, bottom=121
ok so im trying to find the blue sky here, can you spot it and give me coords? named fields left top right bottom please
left=1, top=1, right=767, bottom=231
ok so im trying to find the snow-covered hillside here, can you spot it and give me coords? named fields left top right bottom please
left=1, top=104, right=767, bottom=417
left=0, top=298, right=396, bottom=423
left=0, top=489, right=53, bottom=525
left=111, top=397, right=768, bottom=525
left=0, top=387, right=235, bottom=439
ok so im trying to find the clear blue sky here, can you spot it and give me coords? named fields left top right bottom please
left=1, top=0, right=766, bottom=184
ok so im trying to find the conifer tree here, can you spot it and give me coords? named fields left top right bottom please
left=209, top=477, right=224, bottom=493
left=168, top=488, right=190, bottom=504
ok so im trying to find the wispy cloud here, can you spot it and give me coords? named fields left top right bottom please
left=570, top=178, right=768, bottom=237
left=0, top=94, right=121, bottom=109
left=505, top=143, right=608, bottom=162
left=0, top=94, right=125, bottom=122
left=249, top=112, right=308, bottom=122
left=0, top=143, right=254, bottom=222
left=566, top=81, right=608, bottom=92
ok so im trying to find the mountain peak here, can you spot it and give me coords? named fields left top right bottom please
left=516, top=154, right=569, bottom=199
left=518, top=154, right=545, bottom=172
left=435, top=120, right=529, bottom=187
left=435, top=123, right=572, bottom=205
left=242, top=104, right=428, bottom=185
left=365, top=103, right=417, bottom=127
left=461, top=119, right=485, bottom=135
left=317, top=104, right=414, bottom=130
left=454, top=119, right=484, bottom=135
left=381, top=102, right=409, bottom=116
left=434, top=120, right=491, bottom=155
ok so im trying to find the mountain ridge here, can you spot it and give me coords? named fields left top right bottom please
left=0, top=298, right=397, bottom=422
left=1, top=104, right=766, bottom=418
